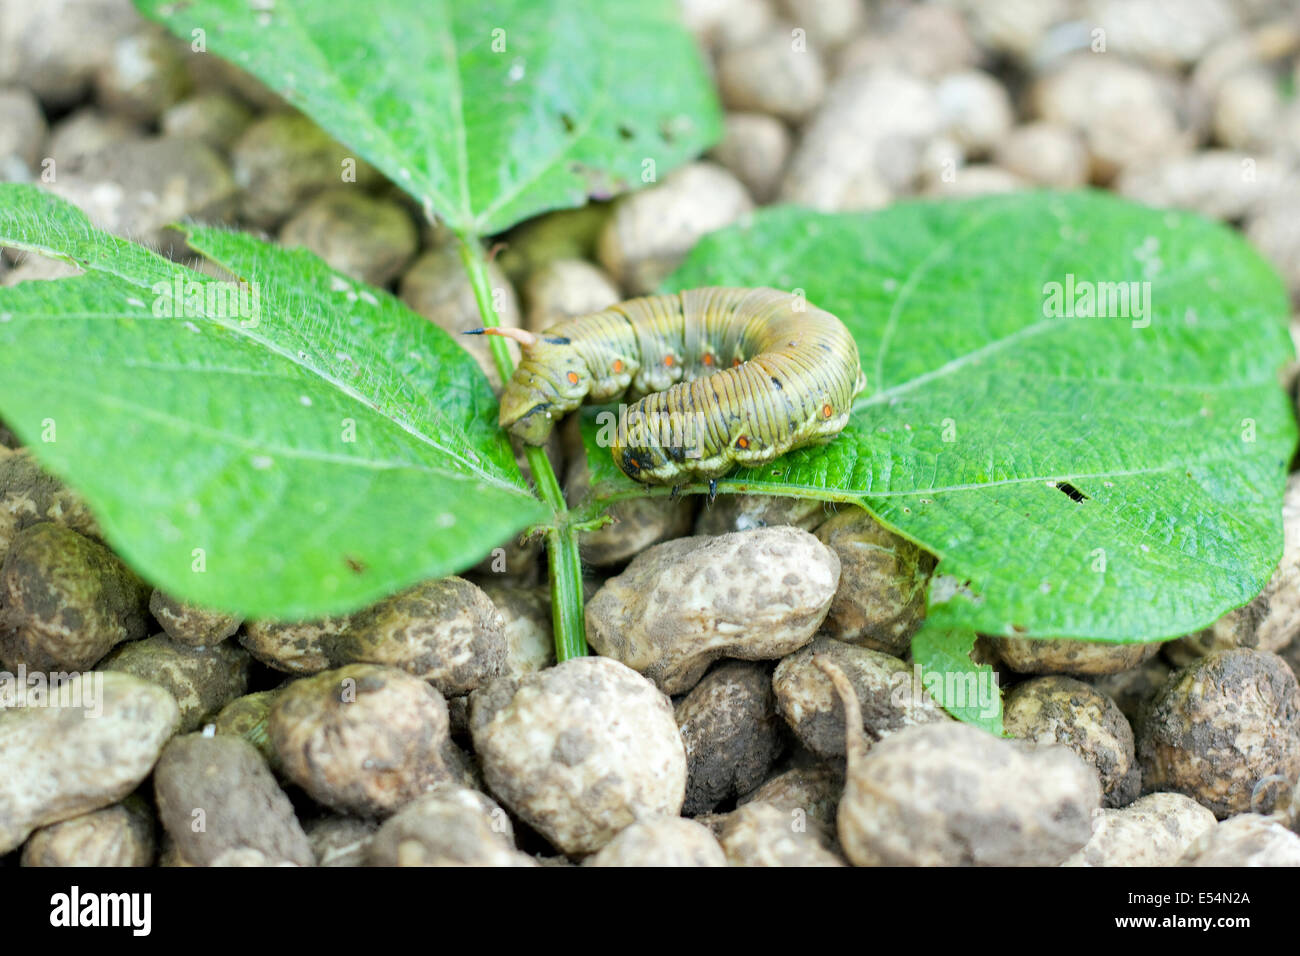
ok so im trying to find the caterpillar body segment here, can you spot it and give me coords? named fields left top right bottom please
left=493, top=287, right=865, bottom=485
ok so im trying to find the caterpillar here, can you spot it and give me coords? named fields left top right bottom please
left=471, top=287, right=865, bottom=489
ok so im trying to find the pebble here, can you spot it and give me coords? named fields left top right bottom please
left=924, top=163, right=1027, bottom=198
left=717, top=26, right=827, bottom=123
left=399, top=242, right=523, bottom=390
left=0, top=522, right=150, bottom=672
left=279, top=189, right=418, bottom=287
left=776, top=0, right=865, bottom=51
left=680, top=0, right=777, bottom=53
left=231, top=112, right=381, bottom=228
left=737, top=764, right=843, bottom=829
left=694, top=494, right=825, bottom=535
left=820, top=658, right=1100, bottom=865
left=367, top=785, right=535, bottom=866
left=566, top=456, right=695, bottom=567
left=1030, top=54, right=1194, bottom=181
left=0, top=448, right=101, bottom=558
left=20, top=796, right=155, bottom=867
left=717, top=800, right=845, bottom=866
left=94, top=24, right=191, bottom=124
left=834, top=5, right=979, bottom=79
left=477, top=584, right=554, bottom=677
left=0, top=672, right=179, bottom=853
left=239, top=614, right=350, bottom=675
left=953, top=0, right=1073, bottom=65
left=268, top=664, right=460, bottom=817
left=1086, top=0, right=1240, bottom=69
left=1137, top=648, right=1300, bottom=818
left=676, top=660, right=783, bottom=814
left=935, top=70, right=1014, bottom=156
left=1116, top=150, right=1289, bottom=222
left=470, top=656, right=686, bottom=855
left=1246, top=193, right=1300, bottom=298
left=160, top=93, right=255, bottom=152
left=99, top=634, right=250, bottom=733
left=495, top=205, right=610, bottom=287
left=211, top=690, right=280, bottom=773
left=45, top=106, right=142, bottom=166
left=993, top=121, right=1089, bottom=188
left=596, top=162, right=754, bottom=295
left=153, top=733, right=314, bottom=866
left=1181, top=813, right=1300, bottom=866
left=522, top=258, right=620, bottom=333
left=708, top=112, right=792, bottom=205
left=1063, top=792, right=1217, bottom=866
left=814, top=508, right=933, bottom=655
left=45, top=136, right=239, bottom=257
left=990, top=635, right=1161, bottom=675
left=585, top=526, right=839, bottom=694
left=0, top=87, right=47, bottom=179
left=773, top=638, right=949, bottom=759
left=585, top=815, right=727, bottom=866
left=1087, top=653, right=1172, bottom=726
left=305, top=815, right=377, bottom=867
left=0, top=0, right=139, bottom=107
left=1212, top=67, right=1282, bottom=152
left=780, top=67, right=941, bottom=210
left=148, top=589, right=242, bottom=648
left=333, top=576, right=508, bottom=697
left=1002, top=676, right=1140, bottom=808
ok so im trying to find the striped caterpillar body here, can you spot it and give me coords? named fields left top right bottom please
left=488, top=287, right=865, bottom=486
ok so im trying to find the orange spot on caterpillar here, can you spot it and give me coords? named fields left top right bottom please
left=702, top=353, right=715, bottom=366
left=736, top=436, right=749, bottom=449
left=567, top=371, right=580, bottom=384
left=612, top=360, right=624, bottom=373
left=664, top=355, right=675, bottom=367
left=733, top=357, right=742, bottom=367
left=822, top=404, right=833, bottom=418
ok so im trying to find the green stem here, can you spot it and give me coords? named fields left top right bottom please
left=548, top=526, right=588, bottom=661
left=455, top=232, right=588, bottom=661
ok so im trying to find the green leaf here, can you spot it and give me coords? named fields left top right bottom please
left=583, top=191, right=1297, bottom=643
left=909, top=626, right=1003, bottom=733
left=0, top=185, right=547, bottom=618
left=135, top=0, right=721, bottom=235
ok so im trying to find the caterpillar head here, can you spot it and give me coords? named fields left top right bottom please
left=613, top=442, right=670, bottom=483
left=471, top=327, right=588, bottom=445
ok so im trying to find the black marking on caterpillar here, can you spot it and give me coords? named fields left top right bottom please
left=478, top=287, right=866, bottom=485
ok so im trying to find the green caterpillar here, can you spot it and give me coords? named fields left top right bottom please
left=475, top=287, right=865, bottom=489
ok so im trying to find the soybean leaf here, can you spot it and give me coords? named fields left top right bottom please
left=582, top=191, right=1297, bottom=644
left=135, top=0, right=721, bottom=235
left=909, top=627, right=1003, bottom=734
left=0, top=185, right=547, bottom=618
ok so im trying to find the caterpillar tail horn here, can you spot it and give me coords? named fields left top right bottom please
left=463, top=326, right=539, bottom=348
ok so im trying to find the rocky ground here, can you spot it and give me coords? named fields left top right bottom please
left=4, top=0, right=1300, bottom=866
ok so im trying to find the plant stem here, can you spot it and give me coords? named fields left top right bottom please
left=455, top=231, right=588, bottom=661
left=548, top=526, right=589, bottom=661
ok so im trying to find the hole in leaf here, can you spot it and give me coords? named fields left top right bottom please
left=1056, top=482, right=1088, bottom=503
